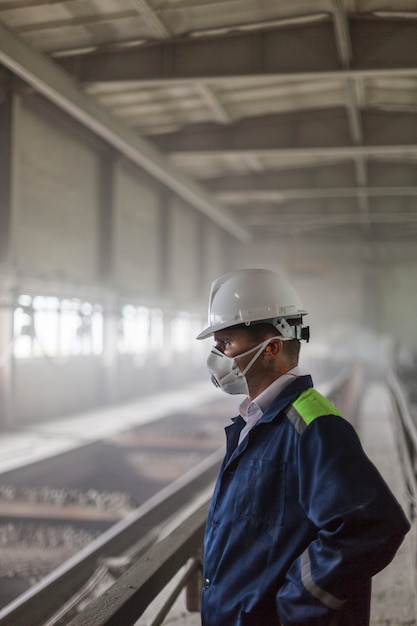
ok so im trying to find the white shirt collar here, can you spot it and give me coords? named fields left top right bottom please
left=237, top=366, right=303, bottom=446
left=238, top=365, right=302, bottom=423
left=256, top=365, right=302, bottom=412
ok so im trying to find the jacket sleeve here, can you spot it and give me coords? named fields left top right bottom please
left=276, top=415, right=410, bottom=626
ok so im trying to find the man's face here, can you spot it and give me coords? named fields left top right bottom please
left=213, top=327, right=263, bottom=372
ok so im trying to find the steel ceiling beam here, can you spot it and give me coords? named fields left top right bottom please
left=150, top=109, right=417, bottom=153
left=215, top=187, right=417, bottom=202
left=11, top=10, right=140, bottom=35
left=205, top=171, right=355, bottom=191
left=0, top=20, right=250, bottom=243
left=245, top=214, right=417, bottom=228
left=170, top=144, right=417, bottom=161
left=56, top=19, right=417, bottom=83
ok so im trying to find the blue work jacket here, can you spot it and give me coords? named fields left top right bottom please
left=202, top=375, right=410, bottom=626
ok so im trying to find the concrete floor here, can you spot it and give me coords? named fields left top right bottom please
left=359, top=383, right=417, bottom=626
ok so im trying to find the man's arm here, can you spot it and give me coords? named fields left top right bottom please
left=276, top=415, right=410, bottom=626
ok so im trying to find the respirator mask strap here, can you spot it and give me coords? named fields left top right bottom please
left=237, top=336, right=284, bottom=377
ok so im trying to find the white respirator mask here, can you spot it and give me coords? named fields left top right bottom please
left=206, top=336, right=283, bottom=395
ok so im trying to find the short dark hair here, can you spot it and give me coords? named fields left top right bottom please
left=235, top=322, right=277, bottom=340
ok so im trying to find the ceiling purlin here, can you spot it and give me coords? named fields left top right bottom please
left=331, top=0, right=370, bottom=228
left=13, top=10, right=140, bottom=35
left=245, top=211, right=417, bottom=228
left=129, top=0, right=171, bottom=38
left=0, top=0, right=65, bottom=9
left=170, top=144, right=417, bottom=163
left=204, top=159, right=417, bottom=193
left=151, top=109, right=417, bottom=157
left=215, top=187, right=417, bottom=203
left=243, top=211, right=417, bottom=236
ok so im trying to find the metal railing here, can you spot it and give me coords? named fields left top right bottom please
left=0, top=449, right=224, bottom=626
left=0, top=366, right=365, bottom=626
left=386, top=370, right=417, bottom=521
left=68, top=496, right=209, bottom=626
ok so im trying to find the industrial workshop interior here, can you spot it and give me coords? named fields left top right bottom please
left=0, top=1, right=417, bottom=625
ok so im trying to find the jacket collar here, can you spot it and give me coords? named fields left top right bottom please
left=224, top=375, right=313, bottom=466
left=256, top=374, right=313, bottom=425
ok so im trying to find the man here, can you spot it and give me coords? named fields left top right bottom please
left=196, top=268, right=410, bottom=626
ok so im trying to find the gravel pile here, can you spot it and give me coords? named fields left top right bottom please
left=0, top=485, right=137, bottom=512
left=0, top=486, right=137, bottom=606
left=0, top=522, right=101, bottom=606
left=0, top=521, right=100, bottom=551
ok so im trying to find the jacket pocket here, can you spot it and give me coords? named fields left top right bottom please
left=234, top=458, right=286, bottom=529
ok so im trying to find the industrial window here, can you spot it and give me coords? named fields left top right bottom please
left=13, top=295, right=103, bottom=358
left=12, top=298, right=202, bottom=362
left=119, top=305, right=150, bottom=355
left=171, top=311, right=194, bottom=353
left=118, top=305, right=165, bottom=355
left=170, top=312, right=205, bottom=363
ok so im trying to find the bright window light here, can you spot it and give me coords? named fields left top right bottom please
left=14, top=295, right=103, bottom=358
left=171, top=311, right=193, bottom=353
left=13, top=296, right=34, bottom=358
left=60, top=299, right=82, bottom=356
left=32, top=296, right=60, bottom=357
left=136, top=306, right=150, bottom=354
left=150, top=309, right=164, bottom=351
left=119, top=305, right=150, bottom=354
left=91, top=306, right=103, bottom=356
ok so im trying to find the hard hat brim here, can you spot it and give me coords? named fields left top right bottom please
left=196, top=323, right=225, bottom=340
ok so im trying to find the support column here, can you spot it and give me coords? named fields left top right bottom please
left=158, top=187, right=172, bottom=296
left=196, top=213, right=206, bottom=304
left=158, top=190, right=173, bottom=373
left=360, top=247, right=380, bottom=329
left=99, top=295, right=120, bottom=405
left=97, top=150, right=116, bottom=283
left=97, top=152, right=120, bottom=405
left=0, top=71, right=14, bottom=266
left=0, top=72, right=17, bottom=430
left=360, top=245, right=386, bottom=377
left=0, top=296, right=14, bottom=430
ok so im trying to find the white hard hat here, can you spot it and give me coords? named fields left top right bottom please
left=196, top=268, right=308, bottom=340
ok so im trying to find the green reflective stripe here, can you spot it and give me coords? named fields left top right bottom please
left=292, top=388, right=342, bottom=427
left=300, top=549, right=345, bottom=610
left=285, top=389, right=343, bottom=433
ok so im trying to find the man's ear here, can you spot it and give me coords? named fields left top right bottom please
left=265, top=339, right=282, bottom=356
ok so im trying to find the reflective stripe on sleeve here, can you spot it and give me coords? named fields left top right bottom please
left=285, top=405, right=306, bottom=434
left=300, top=549, right=345, bottom=610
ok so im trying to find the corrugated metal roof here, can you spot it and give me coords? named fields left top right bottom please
left=1, top=0, right=417, bottom=245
